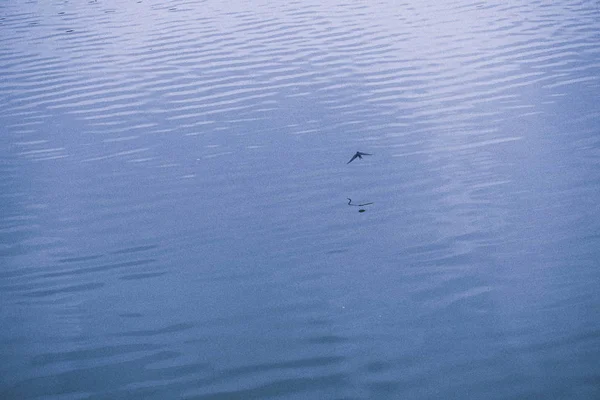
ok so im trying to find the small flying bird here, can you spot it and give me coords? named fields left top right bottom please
left=347, top=151, right=372, bottom=164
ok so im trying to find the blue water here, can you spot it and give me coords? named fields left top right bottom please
left=2, top=0, right=600, bottom=399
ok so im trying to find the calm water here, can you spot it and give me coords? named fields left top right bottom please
left=2, top=0, right=600, bottom=399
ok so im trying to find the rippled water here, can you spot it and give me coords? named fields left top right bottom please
left=2, top=0, right=600, bottom=399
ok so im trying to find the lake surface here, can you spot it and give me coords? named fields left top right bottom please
left=2, top=0, right=600, bottom=399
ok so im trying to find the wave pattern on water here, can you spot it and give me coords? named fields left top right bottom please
left=1, top=0, right=600, bottom=399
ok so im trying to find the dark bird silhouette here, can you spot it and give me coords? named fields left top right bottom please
left=347, top=198, right=374, bottom=207
left=347, top=151, right=372, bottom=164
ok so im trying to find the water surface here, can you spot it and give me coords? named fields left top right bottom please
left=1, top=0, right=600, bottom=399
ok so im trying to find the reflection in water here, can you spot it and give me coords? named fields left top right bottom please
left=346, top=199, right=374, bottom=207
left=347, top=198, right=374, bottom=213
left=1, top=0, right=600, bottom=398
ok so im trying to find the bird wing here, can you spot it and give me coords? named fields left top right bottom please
left=347, top=154, right=359, bottom=164
left=357, top=152, right=372, bottom=156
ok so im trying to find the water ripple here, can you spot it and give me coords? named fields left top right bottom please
left=2, top=0, right=600, bottom=399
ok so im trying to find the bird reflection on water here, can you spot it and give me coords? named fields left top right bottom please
left=347, top=198, right=374, bottom=212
